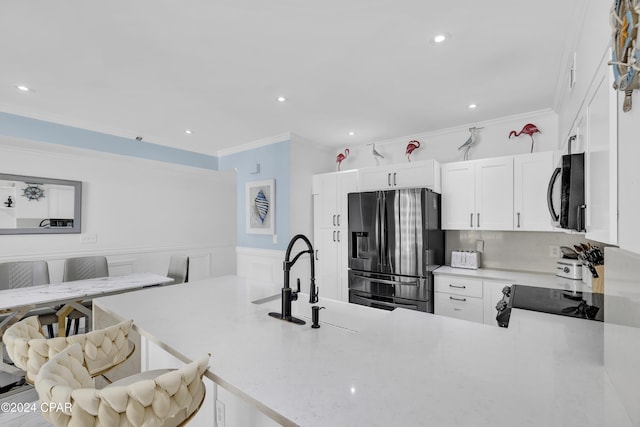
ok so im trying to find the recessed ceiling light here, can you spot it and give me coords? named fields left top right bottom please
left=468, top=103, right=477, bottom=109
left=185, top=129, right=192, bottom=134
left=433, top=34, right=447, bottom=43
left=348, top=131, right=355, bottom=136
left=15, top=85, right=32, bottom=92
left=277, top=96, right=286, bottom=102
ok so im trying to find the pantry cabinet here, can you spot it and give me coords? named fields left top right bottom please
left=357, top=160, right=441, bottom=192
left=312, top=170, right=358, bottom=301
left=442, top=156, right=513, bottom=230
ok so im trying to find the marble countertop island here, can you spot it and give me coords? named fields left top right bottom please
left=94, top=275, right=631, bottom=427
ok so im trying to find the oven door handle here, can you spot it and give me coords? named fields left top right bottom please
left=351, top=273, right=420, bottom=287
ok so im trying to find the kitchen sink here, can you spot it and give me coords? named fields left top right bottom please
left=251, top=294, right=281, bottom=305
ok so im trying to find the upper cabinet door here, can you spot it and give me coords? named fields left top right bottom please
left=441, top=162, right=476, bottom=230
left=337, top=171, right=358, bottom=228
left=313, top=173, right=339, bottom=228
left=585, top=51, right=618, bottom=245
left=358, top=166, right=395, bottom=191
left=475, top=157, right=514, bottom=230
left=357, top=160, right=440, bottom=192
left=393, top=160, right=441, bottom=192
left=513, top=151, right=555, bottom=231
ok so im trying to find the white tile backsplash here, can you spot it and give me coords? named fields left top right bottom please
left=445, top=230, right=608, bottom=273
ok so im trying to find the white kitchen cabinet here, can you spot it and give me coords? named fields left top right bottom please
left=434, top=275, right=484, bottom=323
left=442, top=156, right=513, bottom=230
left=312, top=170, right=357, bottom=302
left=482, top=280, right=510, bottom=327
left=435, top=274, right=510, bottom=327
left=513, top=151, right=555, bottom=231
left=584, top=51, right=617, bottom=245
left=357, top=160, right=441, bottom=192
left=441, top=162, right=475, bottom=229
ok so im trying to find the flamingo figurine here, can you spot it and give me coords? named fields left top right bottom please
left=336, top=148, right=350, bottom=171
left=406, top=140, right=421, bottom=162
left=509, top=123, right=541, bottom=153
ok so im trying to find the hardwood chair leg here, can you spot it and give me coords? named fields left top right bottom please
left=47, top=324, right=54, bottom=338
left=65, top=320, right=71, bottom=337
left=73, top=319, right=80, bottom=335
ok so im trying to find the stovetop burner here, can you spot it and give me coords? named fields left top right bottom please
left=496, top=285, right=604, bottom=327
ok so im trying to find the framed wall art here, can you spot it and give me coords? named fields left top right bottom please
left=246, top=179, right=275, bottom=234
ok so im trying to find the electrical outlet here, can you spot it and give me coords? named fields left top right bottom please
left=475, top=240, right=484, bottom=252
left=81, top=233, right=97, bottom=244
left=272, top=234, right=278, bottom=244
left=215, top=400, right=225, bottom=427
left=549, top=245, right=560, bottom=257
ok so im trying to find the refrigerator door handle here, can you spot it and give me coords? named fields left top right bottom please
left=351, top=273, right=420, bottom=287
left=375, top=193, right=381, bottom=266
left=381, top=192, right=387, bottom=267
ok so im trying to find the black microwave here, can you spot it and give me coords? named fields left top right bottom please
left=547, top=153, right=585, bottom=231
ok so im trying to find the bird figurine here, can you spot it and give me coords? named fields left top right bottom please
left=458, top=127, right=483, bottom=161
left=367, top=143, right=384, bottom=165
left=405, top=140, right=421, bottom=162
left=336, top=148, right=350, bottom=171
left=509, top=123, right=541, bottom=153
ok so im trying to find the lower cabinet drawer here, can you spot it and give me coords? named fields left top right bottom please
left=434, top=292, right=484, bottom=323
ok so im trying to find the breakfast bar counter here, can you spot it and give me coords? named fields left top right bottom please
left=93, top=275, right=631, bottom=427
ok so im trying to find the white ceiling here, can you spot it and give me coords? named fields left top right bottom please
left=0, top=1, right=579, bottom=156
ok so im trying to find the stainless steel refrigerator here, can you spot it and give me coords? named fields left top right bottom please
left=348, top=188, right=444, bottom=312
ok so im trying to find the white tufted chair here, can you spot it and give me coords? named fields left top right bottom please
left=2, top=316, right=134, bottom=383
left=36, top=343, right=209, bottom=427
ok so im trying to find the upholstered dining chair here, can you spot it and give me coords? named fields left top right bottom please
left=3, top=316, right=134, bottom=383
left=62, top=255, right=109, bottom=335
left=36, top=343, right=209, bottom=427
left=0, top=261, right=58, bottom=337
left=167, top=255, right=189, bottom=284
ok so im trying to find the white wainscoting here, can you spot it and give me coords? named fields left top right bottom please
left=236, top=247, right=311, bottom=287
left=0, top=245, right=236, bottom=283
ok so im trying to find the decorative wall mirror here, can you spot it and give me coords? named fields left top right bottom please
left=0, top=173, right=82, bottom=235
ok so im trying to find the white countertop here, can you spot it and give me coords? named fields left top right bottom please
left=435, top=265, right=595, bottom=292
left=94, top=275, right=631, bottom=427
left=0, top=273, right=173, bottom=311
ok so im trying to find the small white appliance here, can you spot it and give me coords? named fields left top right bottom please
left=556, top=259, right=583, bottom=280
left=451, top=250, right=481, bottom=270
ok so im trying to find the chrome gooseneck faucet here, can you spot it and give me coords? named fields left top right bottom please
left=268, top=234, right=318, bottom=325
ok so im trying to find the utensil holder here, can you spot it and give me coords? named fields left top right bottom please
left=592, top=265, right=604, bottom=294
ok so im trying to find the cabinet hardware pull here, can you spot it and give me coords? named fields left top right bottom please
left=470, top=213, right=473, bottom=228
left=517, top=212, right=520, bottom=228
left=315, top=250, right=319, bottom=260
left=477, top=213, right=480, bottom=228
left=337, top=230, right=340, bottom=242
left=449, top=284, right=466, bottom=289
left=450, top=296, right=467, bottom=302
left=388, top=173, right=391, bottom=186
left=333, top=231, right=336, bottom=242
left=393, top=172, right=397, bottom=186
left=333, top=215, right=336, bottom=226
left=337, top=214, right=340, bottom=226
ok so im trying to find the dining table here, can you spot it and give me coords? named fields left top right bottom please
left=0, top=272, right=172, bottom=375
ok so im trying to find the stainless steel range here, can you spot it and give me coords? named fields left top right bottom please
left=347, top=188, right=444, bottom=312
